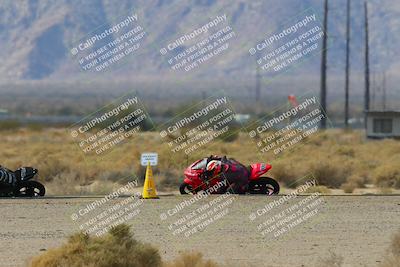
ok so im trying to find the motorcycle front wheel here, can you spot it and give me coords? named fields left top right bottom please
left=14, top=181, right=46, bottom=197
left=179, top=182, right=194, bottom=194
left=248, top=177, right=280, bottom=195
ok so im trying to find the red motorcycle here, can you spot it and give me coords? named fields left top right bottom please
left=180, top=156, right=280, bottom=195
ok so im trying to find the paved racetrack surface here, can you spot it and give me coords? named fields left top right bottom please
left=0, top=195, right=399, bottom=267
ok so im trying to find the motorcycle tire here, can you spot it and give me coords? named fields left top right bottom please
left=14, top=181, right=46, bottom=197
left=179, top=182, right=193, bottom=195
left=248, top=177, right=280, bottom=195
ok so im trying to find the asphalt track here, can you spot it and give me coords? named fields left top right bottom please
left=0, top=195, right=399, bottom=267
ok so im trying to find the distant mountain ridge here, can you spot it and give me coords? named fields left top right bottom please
left=0, top=0, right=398, bottom=81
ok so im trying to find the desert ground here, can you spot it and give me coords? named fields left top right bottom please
left=0, top=195, right=399, bottom=267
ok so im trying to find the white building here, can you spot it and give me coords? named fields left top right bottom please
left=366, top=111, right=400, bottom=138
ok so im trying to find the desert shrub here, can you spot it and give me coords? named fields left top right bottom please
left=29, top=224, right=221, bottom=267
left=29, top=224, right=162, bottom=267
left=81, top=181, right=118, bottom=195
left=159, top=170, right=182, bottom=190
left=379, top=187, right=393, bottom=194
left=311, top=160, right=349, bottom=188
left=140, top=117, right=156, bottom=131
left=271, top=162, right=298, bottom=188
left=347, top=174, right=366, bottom=188
left=305, top=185, right=331, bottom=194
left=341, top=182, right=357, bottom=193
left=26, top=123, right=44, bottom=132
left=336, top=146, right=355, bottom=157
left=44, top=172, right=82, bottom=195
left=99, top=168, right=135, bottom=184
left=0, top=120, right=20, bottom=131
left=36, top=158, right=71, bottom=182
left=340, top=173, right=366, bottom=193
left=308, top=131, right=329, bottom=145
left=374, top=164, right=400, bottom=188
left=216, top=126, right=240, bottom=143
left=1, top=129, right=400, bottom=194
left=165, top=252, right=220, bottom=267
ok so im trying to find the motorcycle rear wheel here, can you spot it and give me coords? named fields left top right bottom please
left=14, top=181, right=46, bottom=197
left=248, top=177, right=280, bottom=195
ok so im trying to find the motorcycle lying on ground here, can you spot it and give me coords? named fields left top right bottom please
left=180, top=156, right=280, bottom=195
left=0, top=167, right=46, bottom=197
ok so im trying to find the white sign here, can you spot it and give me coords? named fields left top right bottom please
left=141, top=153, right=158, bottom=166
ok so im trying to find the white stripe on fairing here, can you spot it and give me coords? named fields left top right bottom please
left=21, top=168, right=26, bottom=179
left=0, top=169, right=14, bottom=184
left=0, top=170, right=6, bottom=181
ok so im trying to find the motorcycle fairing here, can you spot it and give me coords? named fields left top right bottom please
left=249, top=163, right=272, bottom=180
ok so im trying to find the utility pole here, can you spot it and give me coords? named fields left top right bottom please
left=201, top=91, right=207, bottom=101
left=371, top=72, right=376, bottom=109
left=382, top=72, right=386, bottom=110
left=344, top=0, right=351, bottom=127
left=320, top=0, right=328, bottom=129
left=364, top=1, right=370, bottom=127
left=255, top=56, right=261, bottom=103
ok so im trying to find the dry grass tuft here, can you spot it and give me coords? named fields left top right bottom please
left=29, top=224, right=221, bottom=267
left=270, top=161, right=299, bottom=188
left=374, top=162, right=400, bottom=189
left=341, top=182, right=357, bottom=193
left=29, top=224, right=162, bottom=267
left=1, top=129, right=399, bottom=194
left=305, top=185, right=331, bottom=194
left=310, top=160, right=348, bottom=188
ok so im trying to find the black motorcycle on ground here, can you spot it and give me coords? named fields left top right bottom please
left=0, top=167, right=45, bottom=197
